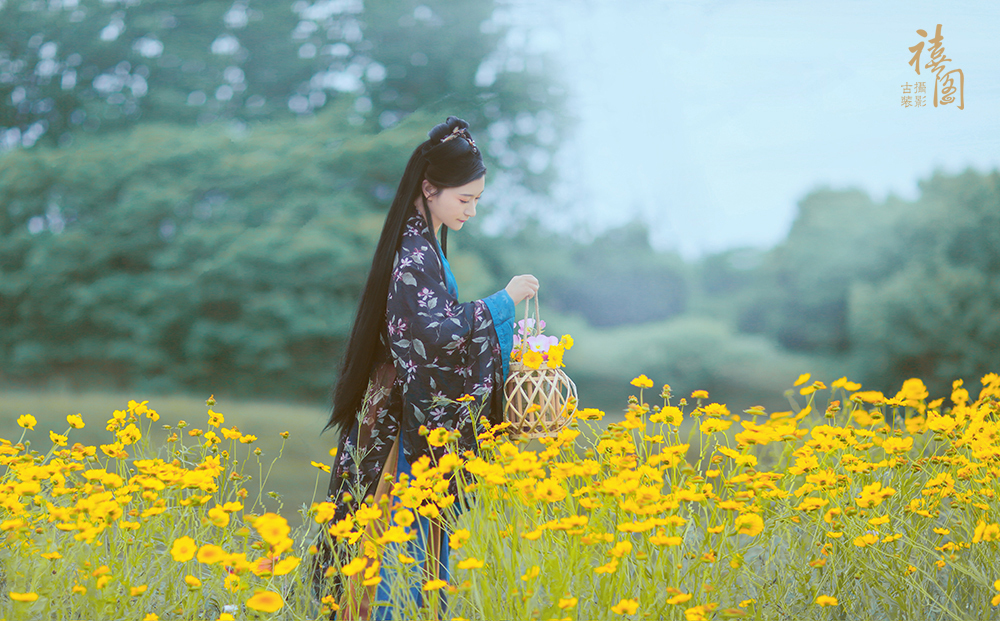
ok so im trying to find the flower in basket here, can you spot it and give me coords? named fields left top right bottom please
left=511, top=319, right=573, bottom=370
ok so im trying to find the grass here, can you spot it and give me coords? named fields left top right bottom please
left=0, top=388, right=338, bottom=525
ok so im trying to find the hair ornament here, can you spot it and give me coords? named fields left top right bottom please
left=440, top=126, right=479, bottom=154
left=428, top=116, right=479, bottom=155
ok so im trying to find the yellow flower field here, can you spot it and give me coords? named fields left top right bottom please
left=3, top=374, right=1000, bottom=620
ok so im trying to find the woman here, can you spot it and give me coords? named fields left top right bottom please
left=311, top=116, right=538, bottom=619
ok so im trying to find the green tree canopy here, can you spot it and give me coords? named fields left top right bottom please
left=1, top=0, right=567, bottom=193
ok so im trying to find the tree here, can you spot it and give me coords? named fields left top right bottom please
left=0, top=0, right=568, bottom=195
left=0, top=102, right=424, bottom=399
left=737, top=187, right=909, bottom=352
left=848, top=169, right=1000, bottom=395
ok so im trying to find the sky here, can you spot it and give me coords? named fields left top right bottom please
left=509, top=0, right=1000, bottom=259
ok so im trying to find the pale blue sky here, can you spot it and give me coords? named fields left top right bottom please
left=507, top=0, right=1000, bottom=258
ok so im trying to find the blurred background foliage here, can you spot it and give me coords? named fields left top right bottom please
left=2, top=0, right=999, bottom=448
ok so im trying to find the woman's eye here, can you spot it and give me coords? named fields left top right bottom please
left=460, top=200, right=470, bottom=204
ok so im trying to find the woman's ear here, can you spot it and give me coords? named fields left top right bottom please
left=422, top=179, right=439, bottom=200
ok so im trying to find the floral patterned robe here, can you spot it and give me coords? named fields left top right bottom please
left=311, top=207, right=514, bottom=594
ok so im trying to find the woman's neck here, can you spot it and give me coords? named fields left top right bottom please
left=414, top=198, right=442, bottom=237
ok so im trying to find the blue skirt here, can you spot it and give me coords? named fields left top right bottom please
left=368, top=441, right=453, bottom=620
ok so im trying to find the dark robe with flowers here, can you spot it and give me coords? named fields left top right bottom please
left=310, top=207, right=513, bottom=598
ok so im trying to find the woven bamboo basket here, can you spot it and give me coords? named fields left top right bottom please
left=503, top=296, right=578, bottom=439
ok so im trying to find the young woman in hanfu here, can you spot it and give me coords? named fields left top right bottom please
left=310, top=116, right=539, bottom=620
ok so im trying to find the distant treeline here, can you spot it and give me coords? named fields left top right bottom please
left=1, top=101, right=997, bottom=406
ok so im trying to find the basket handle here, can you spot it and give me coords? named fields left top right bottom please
left=516, top=293, right=541, bottom=359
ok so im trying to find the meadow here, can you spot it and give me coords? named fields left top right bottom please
left=2, top=372, right=1000, bottom=620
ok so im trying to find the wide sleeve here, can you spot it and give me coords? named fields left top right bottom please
left=387, top=226, right=507, bottom=465
left=483, top=290, right=515, bottom=379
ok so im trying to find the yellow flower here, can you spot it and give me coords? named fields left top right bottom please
left=310, top=460, right=331, bottom=473
left=702, top=403, right=730, bottom=417
left=393, top=509, right=415, bottom=528
left=423, top=579, right=448, bottom=591
left=534, top=478, right=567, bottom=503
left=651, top=405, right=683, bottom=426
left=171, top=536, right=198, bottom=562
left=418, top=504, right=440, bottom=519
left=547, top=345, right=565, bottom=368
left=130, top=585, right=148, bottom=596
left=699, top=419, right=732, bottom=434
left=520, top=565, right=541, bottom=582
left=576, top=408, right=605, bottom=420
left=794, top=373, right=811, bottom=387
left=523, top=350, right=543, bottom=369
left=558, top=596, right=578, bottom=609
left=559, top=334, right=574, bottom=350
left=649, top=531, right=683, bottom=547
left=117, top=423, right=141, bottom=445
left=451, top=529, right=471, bottom=548
left=815, top=595, right=838, bottom=606
left=427, top=427, right=451, bottom=448
left=185, top=575, right=202, bottom=589
left=691, top=390, right=709, bottom=399
left=10, top=591, right=39, bottom=602
left=50, top=430, right=68, bottom=446
left=341, top=557, right=368, bottom=577
left=143, top=615, right=158, bottom=621
left=631, top=374, right=653, bottom=388
left=208, top=409, right=224, bottom=427
left=973, top=521, right=1000, bottom=543
left=273, top=556, right=301, bottom=576
left=456, top=394, right=476, bottom=402
left=457, top=557, right=485, bottom=570
left=196, top=544, right=228, bottom=565
left=666, top=593, right=692, bottom=605
left=67, top=414, right=85, bottom=428
left=882, top=436, right=913, bottom=454
left=208, top=506, right=231, bottom=528
left=735, top=513, right=764, bottom=536
left=246, top=590, right=284, bottom=612
left=253, top=513, right=291, bottom=547
left=685, top=605, right=709, bottom=621
left=17, top=414, right=36, bottom=430
left=611, top=598, right=639, bottom=615
left=224, top=573, right=241, bottom=593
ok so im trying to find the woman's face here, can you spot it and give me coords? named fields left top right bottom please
left=422, top=176, right=485, bottom=233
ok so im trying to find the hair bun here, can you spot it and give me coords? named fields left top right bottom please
left=428, top=116, right=470, bottom=142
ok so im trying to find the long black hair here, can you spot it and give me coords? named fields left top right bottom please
left=323, top=116, right=487, bottom=435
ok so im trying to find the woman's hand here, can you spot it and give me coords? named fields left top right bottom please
left=505, top=274, right=539, bottom=305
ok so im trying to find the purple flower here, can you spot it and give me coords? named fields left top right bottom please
left=516, top=318, right=546, bottom=337
left=526, top=334, right=559, bottom=352
left=417, top=287, right=434, bottom=308
left=387, top=316, right=408, bottom=336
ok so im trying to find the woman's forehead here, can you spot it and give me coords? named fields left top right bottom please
left=451, top=176, right=486, bottom=195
